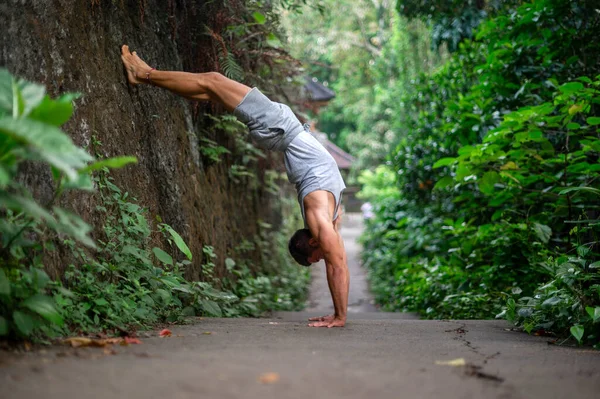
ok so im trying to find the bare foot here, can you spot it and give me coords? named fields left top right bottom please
left=120, top=44, right=153, bottom=85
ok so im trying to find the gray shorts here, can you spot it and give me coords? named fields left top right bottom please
left=233, top=88, right=304, bottom=152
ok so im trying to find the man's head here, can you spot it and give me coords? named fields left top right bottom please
left=288, top=228, right=323, bottom=266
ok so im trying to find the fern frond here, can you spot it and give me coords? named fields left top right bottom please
left=219, top=53, right=245, bottom=81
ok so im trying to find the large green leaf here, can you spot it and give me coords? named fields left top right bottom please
left=432, top=157, right=457, bottom=169
left=202, top=287, right=238, bottom=302
left=541, top=296, right=561, bottom=307
left=152, top=247, right=174, bottom=266
left=22, top=294, right=64, bottom=326
left=0, top=268, right=10, bottom=295
left=570, top=325, right=584, bottom=343
left=0, top=118, right=93, bottom=181
left=12, top=310, right=34, bottom=336
left=17, top=80, right=46, bottom=117
left=199, top=299, right=222, bottom=317
left=164, top=225, right=192, bottom=261
left=478, top=171, right=499, bottom=195
left=586, top=307, right=600, bottom=323
left=29, top=94, right=78, bottom=126
left=81, top=156, right=138, bottom=173
left=94, top=298, right=109, bottom=306
left=252, top=11, right=266, bottom=24
left=558, top=82, right=584, bottom=95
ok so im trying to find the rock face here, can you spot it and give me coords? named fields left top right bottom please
left=0, top=0, right=290, bottom=279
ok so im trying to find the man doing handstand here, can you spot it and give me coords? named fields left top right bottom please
left=120, top=45, right=349, bottom=327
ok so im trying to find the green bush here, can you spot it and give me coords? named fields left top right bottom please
left=360, top=0, right=600, bottom=344
left=0, top=68, right=136, bottom=339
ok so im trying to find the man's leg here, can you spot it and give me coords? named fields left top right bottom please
left=120, top=45, right=251, bottom=111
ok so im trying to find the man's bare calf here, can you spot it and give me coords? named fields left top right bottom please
left=120, top=45, right=250, bottom=111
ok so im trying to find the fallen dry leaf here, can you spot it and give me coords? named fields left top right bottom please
left=159, top=329, right=172, bottom=337
left=202, top=332, right=212, bottom=335
left=63, top=336, right=133, bottom=348
left=104, top=338, right=123, bottom=345
left=63, top=337, right=106, bottom=348
left=258, top=372, right=280, bottom=384
left=103, top=347, right=117, bottom=356
left=435, top=358, right=466, bottom=367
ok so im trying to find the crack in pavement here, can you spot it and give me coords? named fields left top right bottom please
left=445, top=321, right=504, bottom=383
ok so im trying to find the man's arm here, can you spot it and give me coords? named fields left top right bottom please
left=307, top=213, right=350, bottom=327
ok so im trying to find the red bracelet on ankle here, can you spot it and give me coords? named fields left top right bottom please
left=146, top=68, right=155, bottom=84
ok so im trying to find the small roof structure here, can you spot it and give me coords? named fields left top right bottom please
left=304, top=77, right=335, bottom=102
left=300, top=77, right=354, bottom=171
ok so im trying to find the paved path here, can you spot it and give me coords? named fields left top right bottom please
left=1, top=214, right=599, bottom=399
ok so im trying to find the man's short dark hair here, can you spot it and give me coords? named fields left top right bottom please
left=288, top=228, right=313, bottom=266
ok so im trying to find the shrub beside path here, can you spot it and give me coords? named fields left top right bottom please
left=1, top=214, right=599, bottom=399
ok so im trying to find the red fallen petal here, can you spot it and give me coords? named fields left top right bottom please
left=124, top=337, right=142, bottom=345
left=159, top=329, right=172, bottom=337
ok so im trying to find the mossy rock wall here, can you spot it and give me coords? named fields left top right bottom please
left=0, top=0, right=290, bottom=280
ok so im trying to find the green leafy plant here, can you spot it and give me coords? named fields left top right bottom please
left=502, top=253, right=600, bottom=347
left=56, top=167, right=308, bottom=333
left=199, top=137, right=231, bottom=164
left=0, top=69, right=136, bottom=339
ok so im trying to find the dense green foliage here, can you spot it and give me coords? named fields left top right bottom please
left=0, top=68, right=136, bottom=338
left=355, top=0, right=600, bottom=345
left=0, top=69, right=308, bottom=341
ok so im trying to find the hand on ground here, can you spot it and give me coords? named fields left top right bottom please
left=308, top=314, right=335, bottom=323
left=121, top=44, right=152, bottom=85
left=308, top=315, right=345, bottom=328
